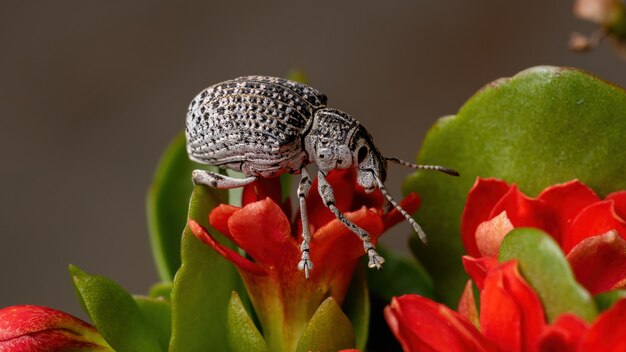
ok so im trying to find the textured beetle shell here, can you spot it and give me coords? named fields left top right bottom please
left=186, top=76, right=328, bottom=177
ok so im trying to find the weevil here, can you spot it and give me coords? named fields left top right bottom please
left=186, top=76, right=458, bottom=278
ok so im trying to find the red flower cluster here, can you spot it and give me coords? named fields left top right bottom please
left=190, top=169, right=419, bottom=350
left=462, top=178, right=626, bottom=294
left=385, top=260, right=626, bottom=352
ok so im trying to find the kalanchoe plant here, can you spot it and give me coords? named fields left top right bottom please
left=2, top=66, right=626, bottom=351
left=189, top=169, right=420, bottom=351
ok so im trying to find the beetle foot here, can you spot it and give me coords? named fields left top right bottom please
left=367, top=249, right=385, bottom=269
left=298, top=259, right=313, bottom=279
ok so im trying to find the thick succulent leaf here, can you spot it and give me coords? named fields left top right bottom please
left=147, top=132, right=205, bottom=282
left=226, top=291, right=267, bottom=352
left=405, top=66, right=626, bottom=305
left=134, top=296, right=172, bottom=352
left=69, top=265, right=161, bottom=352
left=343, top=265, right=370, bottom=350
left=296, top=297, right=355, bottom=352
left=148, top=282, right=172, bottom=301
left=169, top=185, right=244, bottom=352
left=498, top=228, right=598, bottom=322
left=594, top=289, right=626, bottom=312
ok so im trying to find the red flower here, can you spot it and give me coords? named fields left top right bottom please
left=189, top=169, right=420, bottom=351
left=461, top=178, right=626, bottom=294
left=385, top=260, right=626, bottom=352
left=0, top=305, right=111, bottom=351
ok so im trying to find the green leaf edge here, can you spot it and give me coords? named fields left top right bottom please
left=226, top=291, right=267, bottom=352
left=296, top=297, right=356, bottom=352
left=146, top=132, right=197, bottom=282
left=134, top=295, right=172, bottom=352
left=168, top=184, right=244, bottom=352
left=69, top=265, right=162, bottom=352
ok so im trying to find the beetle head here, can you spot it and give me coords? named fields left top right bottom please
left=353, top=132, right=387, bottom=193
left=306, top=108, right=359, bottom=172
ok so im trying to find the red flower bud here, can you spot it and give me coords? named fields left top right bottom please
left=0, top=305, right=111, bottom=351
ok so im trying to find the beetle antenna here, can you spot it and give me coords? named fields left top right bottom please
left=373, top=174, right=428, bottom=245
left=384, top=157, right=459, bottom=176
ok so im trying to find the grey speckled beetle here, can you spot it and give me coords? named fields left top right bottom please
left=186, top=76, right=458, bottom=278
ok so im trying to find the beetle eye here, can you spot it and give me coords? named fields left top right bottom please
left=357, top=146, right=368, bottom=164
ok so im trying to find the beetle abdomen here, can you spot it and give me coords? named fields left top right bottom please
left=186, top=76, right=327, bottom=176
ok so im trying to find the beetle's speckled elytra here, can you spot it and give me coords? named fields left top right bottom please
left=186, top=76, right=458, bottom=278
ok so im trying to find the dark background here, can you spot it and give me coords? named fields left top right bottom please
left=1, top=1, right=625, bottom=319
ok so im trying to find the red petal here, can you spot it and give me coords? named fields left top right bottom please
left=0, top=305, right=105, bottom=351
left=255, top=177, right=283, bottom=205
left=385, top=295, right=496, bottom=352
left=209, top=204, right=239, bottom=237
left=607, top=191, right=626, bottom=220
left=537, top=180, right=600, bottom=243
left=312, top=207, right=384, bottom=261
left=311, top=207, right=384, bottom=299
left=242, top=183, right=258, bottom=206
left=480, top=261, right=546, bottom=352
left=475, top=211, right=515, bottom=257
left=462, top=178, right=512, bottom=257
left=579, top=299, right=626, bottom=351
left=564, top=200, right=626, bottom=252
left=227, top=198, right=298, bottom=269
left=242, top=177, right=289, bottom=215
left=537, top=314, right=588, bottom=352
left=490, top=184, right=559, bottom=242
left=566, top=230, right=626, bottom=294
left=457, top=280, right=480, bottom=328
left=188, top=220, right=267, bottom=276
left=382, top=192, right=421, bottom=232
left=462, top=256, right=499, bottom=290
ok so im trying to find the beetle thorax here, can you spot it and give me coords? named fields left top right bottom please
left=304, top=108, right=361, bottom=172
left=303, top=108, right=386, bottom=191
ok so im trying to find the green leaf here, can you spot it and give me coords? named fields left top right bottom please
left=404, top=66, right=626, bottom=305
left=147, top=132, right=205, bottom=282
left=69, top=265, right=162, bottom=352
left=498, top=228, right=598, bottom=322
left=226, top=291, right=267, bottom=352
left=169, top=185, right=244, bottom=352
left=296, top=297, right=355, bottom=352
left=343, top=266, right=370, bottom=350
left=148, top=282, right=172, bottom=301
left=369, top=245, right=435, bottom=301
left=595, top=289, right=626, bottom=312
left=134, top=296, right=172, bottom=352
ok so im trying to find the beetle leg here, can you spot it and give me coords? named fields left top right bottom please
left=192, top=170, right=257, bottom=189
left=297, top=167, right=313, bottom=279
left=317, top=171, right=385, bottom=269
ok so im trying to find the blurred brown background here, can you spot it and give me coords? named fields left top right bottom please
left=1, top=1, right=625, bottom=318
